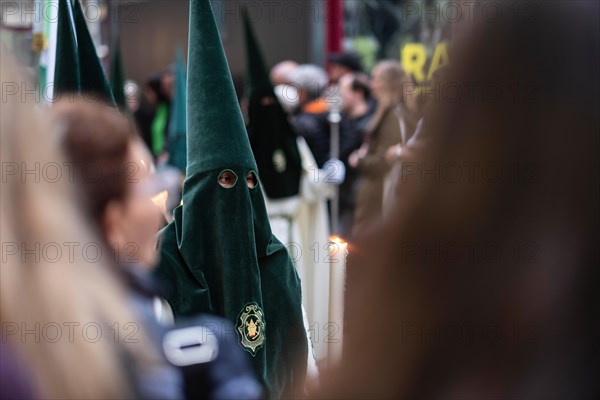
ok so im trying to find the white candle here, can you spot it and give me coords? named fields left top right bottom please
left=328, top=236, right=348, bottom=366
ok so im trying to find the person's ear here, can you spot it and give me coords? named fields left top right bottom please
left=101, top=200, right=126, bottom=250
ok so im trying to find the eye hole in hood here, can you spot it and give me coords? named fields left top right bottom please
left=246, top=171, right=258, bottom=189
left=217, top=170, right=238, bottom=188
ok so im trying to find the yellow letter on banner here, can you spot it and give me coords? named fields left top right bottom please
left=427, top=42, right=449, bottom=80
left=402, top=43, right=427, bottom=83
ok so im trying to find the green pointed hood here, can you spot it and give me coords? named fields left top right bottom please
left=54, top=0, right=80, bottom=97
left=72, top=0, right=115, bottom=105
left=186, top=0, right=255, bottom=175
left=154, top=1, right=307, bottom=397
left=167, top=47, right=187, bottom=173
left=243, top=10, right=302, bottom=199
left=110, top=34, right=126, bottom=110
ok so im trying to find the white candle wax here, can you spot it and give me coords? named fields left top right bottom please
left=328, top=237, right=348, bottom=366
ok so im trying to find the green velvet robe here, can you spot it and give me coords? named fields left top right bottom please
left=155, top=1, right=307, bottom=398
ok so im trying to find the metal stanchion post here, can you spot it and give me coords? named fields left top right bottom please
left=328, top=103, right=342, bottom=234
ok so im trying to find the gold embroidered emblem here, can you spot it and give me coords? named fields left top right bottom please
left=237, top=303, right=265, bottom=356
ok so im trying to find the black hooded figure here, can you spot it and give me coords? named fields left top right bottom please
left=243, top=9, right=303, bottom=200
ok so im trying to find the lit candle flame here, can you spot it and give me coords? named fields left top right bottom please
left=329, top=236, right=346, bottom=244
left=328, top=236, right=348, bottom=255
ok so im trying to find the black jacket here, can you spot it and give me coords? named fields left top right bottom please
left=121, top=265, right=262, bottom=399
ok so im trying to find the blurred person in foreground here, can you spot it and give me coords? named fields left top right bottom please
left=1, top=49, right=147, bottom=399
left=349, top=61, right=416, bottom=234
left=53, top=99, right=184, bottom=399
left=54, top=99, right=262, bottom=399
left=320, top=1, right=599, bottom=398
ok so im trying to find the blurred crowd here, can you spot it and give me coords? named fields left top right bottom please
left=1, top=1, right=598, bottom=399
left=131, top=49, right=423, bottom=238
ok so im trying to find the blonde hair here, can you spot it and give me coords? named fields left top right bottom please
left=1, top=47, right=150, bottom=399
left=368, top=60, right=411, bottom=134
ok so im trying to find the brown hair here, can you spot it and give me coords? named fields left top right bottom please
left=1, top=47, right=148, bottom=399
left=349, top=73, right=371, bottom=100
left=53, top=99, right=137, bottom=221
left=367, top=60, right=411, bottom=136
left=322, top=1, right=598, bottom=398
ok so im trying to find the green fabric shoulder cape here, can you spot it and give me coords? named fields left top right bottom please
left=154, top=1, right=307, bottom=398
